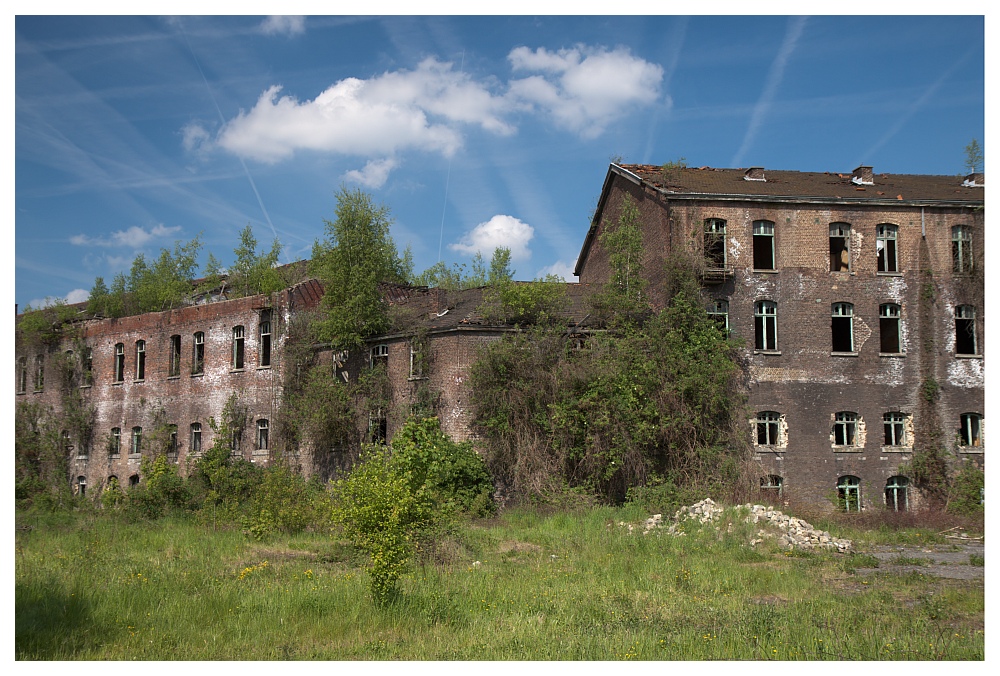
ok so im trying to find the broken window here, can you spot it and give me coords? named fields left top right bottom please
left=755, top=411, right=781, bottom=446
left=114, top=343, right=125, bottom=382
left=16, top=356, right=26, bottom=393
left=704, top=218, right=727, bottom=269
left=831, top=303, right=854, bottom=352
left=959, top=413, right=982, bottom=448
left=230, top=427, right=242, bottom=455
left=833, top=411, right=858, bottom=446
left=369, top=410, right=387, bottom=445
left=752, top=220, right=775, bottom=270
left=760, top=475, right=783, bottom=500
left=192, top=332, right=204, bottom=375
left=879, top=303, right=901, bottom=354
left=76, top=476, right=87, bottom=497
left=190, top=423, right=202, bottom=453
left=876, top=224, right=898, bottom=273
left=83, top=348, right=93, bottom=386
left=257, top=419, right=269, bottom=450
left=129, top=474, right=140, bottom=488
left=259, top=312, right=272, bottom=367
left=62, top=429, right=73, bottom=456
left=135, top=340, right=145, bottom=380
left=829, top=223, right=851, bottom=272
left=754, top=300, right=777, bottom=351
left=169, top=335, right=181, bottom=377
left=232, top=326, right=245, bottom=370
left=707, top=299, right=729, bottom=334
left=131, top=426, right=142, bottom=455
left=110, top=428, right=121, bottom=457
left=837, top=475, right=861, bottom=512
left=952, top=225, right=973, bottom=274
left=883, top=412, right=906, bottom=446
left=370, top=344, right=389, bottom=370
left=885, top=476, right=909, bottom=512
left=409, top=340, right=424, bottom=379
left=955, top=305, right=977, bottom=355
left=34, top=354, right=45, bottom=391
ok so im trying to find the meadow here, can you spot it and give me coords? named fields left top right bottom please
left=15, top=504, right=984, bottom=660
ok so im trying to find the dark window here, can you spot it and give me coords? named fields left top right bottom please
left=952, top=225, right=973, bottom=274
left=16, top=356, right=27, bottom=393
left=168, top=425, right=178, bottom=457
left=704, top=219, right=727, bottom=269
left=129, top=474, right=140, bottom=488
left=831, top=303, right=854, bottom=352
left=760, top=475, right=783, bottom=500
left=409, top=341, right=424, bottom=378
left=190, top=423, right=202, bottom=453
left=77, top=476, right=87, bottom=497
left=877, top=224, right=898, bottom=272
left=131, top=426, right=142, bottom=455
left=752, top=220, right=775, bottom=270
left=754, top=301, right=777, bottom=351
left=232, top=326, right=245, bottom=369
left=62, top=430, right=73, bottom=456
left=110, top=428, right=121, bottom=457
left=259, top=313, right=272, bottom=367
left=829, top=223, right=851, bottom=272
left=837, top=475, right=861, bottom=512
left=885, top=476, right=908, bottom=512
left=755, top=411, right=780, bottom=446
left=708, top=299, right=729, bottom=334
left=34, top=355, right=45, bottom=391
left=369, top=410, right=387, bottom=445
left=883, top=412, right=906, bottom=446
left=230, top=428, right=241, bottom=455
left=257, top=419, right=269, bottom=450
left=114, top=343, right=125, bottom=382
left=83, top=348, right=93, bottom=386
left=833, top=412, right=857, bottom=446
left=955, top=305, right=977, bottom=355
left=370, top=344, right=388, bottom=369
left=959, top=413, right=982, bottom=447
left=135, top=340, right=145, bottom=380
left=192, top=332, right=204, bottom=375
left=879, top=304, right=901, bottom=353
left=169, top=335, right=181, bottom=377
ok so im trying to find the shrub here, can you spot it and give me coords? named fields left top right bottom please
left=948, top=463, right=984, bottom=515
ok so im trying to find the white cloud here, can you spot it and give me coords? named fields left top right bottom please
left=181, top=123, right=211, bottom=153
left=70, top=224, right=182, bottom=248
left=449, top=214, right=534, bottom=261
left=507, top=45, right=663, bottom=138
left=342, top=158, right=399, bottom=189
left=536, top=260, right=578, bottom=281
left=260, top=16, right=305, bottom=37
left=65, top=288, right=90, bottom=304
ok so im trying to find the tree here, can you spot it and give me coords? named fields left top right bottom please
left=227, top=225, right=285, bottom=298
left=589, top=193, right=647, bottom=324
left=477, top=247, right=567, bottom=326
left=86, top=277, right=109, bottom=316
left=310, top=188, right=408, bottom=350
left=964, top=138, right=983, bottom=174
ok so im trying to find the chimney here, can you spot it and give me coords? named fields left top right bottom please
left=851, top=165, right=874, bottom=185
left=743, top=167, right=766, bottom=182
left=962, top=172, right=984, bottom=188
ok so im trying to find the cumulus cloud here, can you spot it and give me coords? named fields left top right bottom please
left=181, top=122, right=211, bottom=153
left=70, top=224, right=182, bottom=248
left=65, top=288, right=90, bottom=304
left=342, top=158, right=399, bottom=189
left=449, top=214, right=534, bottom=261
left=507, top=45, right=663, bottom=138
left=260, top=16, right=305, bottom=37
left=536, top=259, right=578, bottom=281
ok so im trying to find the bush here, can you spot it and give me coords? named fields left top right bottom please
left=948, top=463, right=984, bottom=515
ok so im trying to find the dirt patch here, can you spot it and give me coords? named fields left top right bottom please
left=854, top=543, right=984, bottom=580
left=498, top=540, right=542, bottom=555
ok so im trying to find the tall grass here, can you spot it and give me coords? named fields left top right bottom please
left=15, top=506, right=983, bottom=660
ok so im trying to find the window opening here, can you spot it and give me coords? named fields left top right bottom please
left=760, top=475, right=783, bottom=500
left=883, top=412, right=906, bottom=446
left=879, top=304, right=901, bottom=353
left=135, top=340, right=145, bottom=380
left=837, top=475, right=861, bottom=512
left=110, top=428, right=121, bottom=457
left=230, top=428, right=241, bottom=455
left=17, top=356, right=27, bottom=393
left=114, top=343, right=125, bottom=382
left=169, top=335, right=181, bottom=377
left=370, top=344, right=389, bottom=369
left=704, top=219, right=727, bottom=269
left=833, top=412, right=857, bottom=446
left=754, top=300, right=777, bottom=351
left=168, top=425, right=178, bottom=457
left=257, top=419, right=269, bottom=450
left=129, top=474, right=140, bottom=488
left=876, top=224, right=898, bottom=272
left=831, top=303, right=854, bottom=352
left=192, top=332, right=204, bottom=375
left=62, top=430, right=73, bottom=456
left=232, top=326, right=245, bottom=369
left=952, top=225, right=973, bottom=274
left=959, top=413, right=982, bottom=447
left=190, top=423, right=202, bottom=453
left=755, top=411, right=780, bottom=446
left=409, top=341, right=424, bottom=378
left=708, top=300, right=729, bottom=334
left=829, top=223, right=851, bottom=272
left=752, top=220, right=775, bottom=270
left=35, top=354, right=45, bottom=391
left=369, top=410, right=387, bottom=445
left=131, top=426, right=142, bottom=455
left=77, top=476, right=87, bottom=497
left=955, top=305, right=977, bottom=355
left=83, top=348, right=93, bottom=386
left=885, top=476, right=908, bottom=512
left=259, top=313, right=272, bottom=367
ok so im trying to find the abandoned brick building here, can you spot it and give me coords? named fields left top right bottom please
left=15, top=162, right=984, bottom=511
left=575, top=163, right=985, bottom=510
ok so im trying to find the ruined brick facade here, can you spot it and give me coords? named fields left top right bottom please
left=575, top=164, right=985, bottom=510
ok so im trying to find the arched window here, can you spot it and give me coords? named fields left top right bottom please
left=754, top=301, right=777, bottom=351
left=370, top=344, right=389, bottom=369
left=885, top=476, right=908, bottom=512
left=837, top=476, right=861, bottom=512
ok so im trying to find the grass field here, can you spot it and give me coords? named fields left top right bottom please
left=15, top=505, right=984, bottom=660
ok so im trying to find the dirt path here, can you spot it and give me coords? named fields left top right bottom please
left=855, top=542, right=984, bottom=580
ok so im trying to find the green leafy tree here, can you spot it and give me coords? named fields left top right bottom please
left=86, top=277, right=109, bottom=316
left=964, top=138, right=984, bottom=174
left=590, top=193, right=647, bottom=324
left=227, top=225, right=285, bottom=298
left=310, top=188, right=408, bottom=350
left=478, top=247, right=568, bottom=326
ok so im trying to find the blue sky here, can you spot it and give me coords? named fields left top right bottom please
left=15, top=13, right=986, bottom=310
